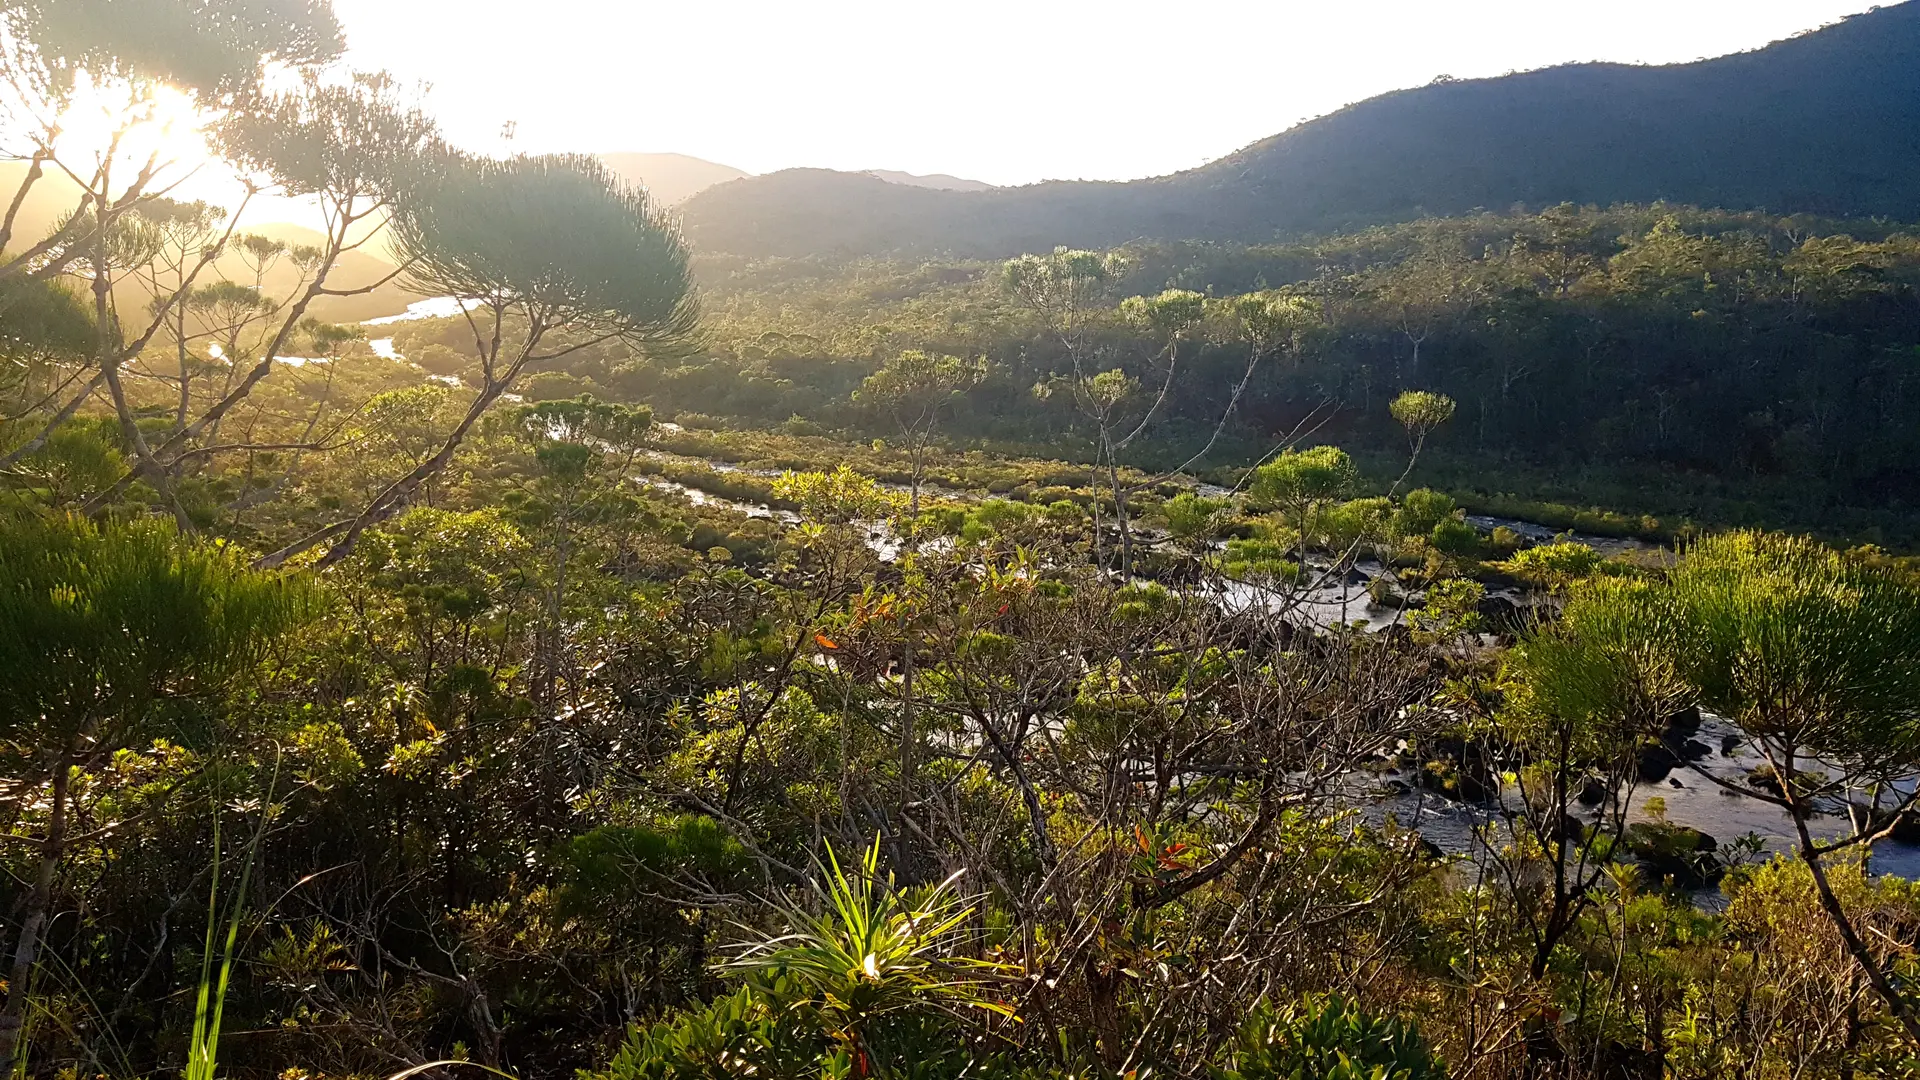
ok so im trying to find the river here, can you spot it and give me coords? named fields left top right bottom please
left=630, top=457, right=1920, bottom=881
left=357, top=307, right=1920, bottom=881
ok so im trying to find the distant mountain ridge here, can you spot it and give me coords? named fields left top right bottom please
left=597, top=153, right=750, bottom=205
left=679, top=3, right=1920, bottom=258
left=592, top=154, right=996, bottom=206
left=863, top=170, right=995, bottom=192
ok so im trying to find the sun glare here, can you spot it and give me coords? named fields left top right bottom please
left=43, top=71, right=213, bottom=190
left=19, top=66, right=330, bottom=228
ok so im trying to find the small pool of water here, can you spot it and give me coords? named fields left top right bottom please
left=1344, top=713, right=1920, bottom=883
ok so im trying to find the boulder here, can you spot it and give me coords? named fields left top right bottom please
left=1664, top=705, right=1703, bottom=737
left=1475, top=593, right=1523, bottom=630
left=1413, top=735, right=1497, bottom=803
left=1542, top=811, right=1589, bottom=843
left=1637, top=742, right=1681, bottom=783
left=1744, top=766, right=1824, bottom=801
left=1575, top=775, right=1610, bottom=806
left=1842, top=802, right=1920, bottom=845
left=1623, top=821, right=1722, bottom=889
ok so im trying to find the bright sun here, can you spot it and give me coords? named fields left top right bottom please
left=43, top=72, right=214, bottom=190
left=31, top=70, right=329, bottom=232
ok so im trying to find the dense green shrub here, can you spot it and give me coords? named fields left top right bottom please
left=1214, top=995, right=1446, bottom=1080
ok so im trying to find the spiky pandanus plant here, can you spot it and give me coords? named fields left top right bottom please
left=722, top=837, right=1017, bottom=1077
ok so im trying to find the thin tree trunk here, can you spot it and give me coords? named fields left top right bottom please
left=0, top=752, right=72, bottom=1065
left=175, top=305, right=191, bottom=433
left=541, top=514, right=570, bottom=714
left=1529, top=909, right=1569, bottom=982
left=900, top=638, right=915, bottom=822
left=908, top=441, right=923, bottom=518
left=1791, top=805, right=1920, bottom=1046
left=302, top=371, right=521, bottom=568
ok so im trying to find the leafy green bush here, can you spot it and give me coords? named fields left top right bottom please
left=1427, top=518, right=1482, bottom=559
left=587, top=983, right=827, bottom=1080
left=1223, top=537, right=1302, bottom=585
left=557, top=815, right=752, bottom=917
left=1214, top=995, right=1446, bottom=1080
left=1503, top=541, right=1604, bottom=585
left=1394, top=489, right=1457, bottom=539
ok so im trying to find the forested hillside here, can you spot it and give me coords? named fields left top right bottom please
left=480, top=205, right=1920, bottom=541
left=681, top=3, right=1920, bottom=257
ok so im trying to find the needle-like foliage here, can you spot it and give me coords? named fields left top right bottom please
left=391, top=152, right=699, bottom=353
left=2, top=0, right=344, bottom=99
left=0, top=512, right=311, bottom=744
left=1665, top=530, right=1920, bottom=765
left=0, top=511, right=313, bottom=1064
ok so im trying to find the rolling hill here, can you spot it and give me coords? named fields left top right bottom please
left=864, top=170, right=995, bottom=193
left=598, top=152, right=750, bottom=205
left=679, top=2, right=1920, bottom=258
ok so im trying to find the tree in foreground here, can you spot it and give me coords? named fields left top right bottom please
left=265, top=152, right=699, bottom=567
left=1487, top=575, right=1689, bottom=979
left=0, top=512, right=310, bottom=1063
left=1660, top=532, right=1920, bottom=1045
left=1556, top=531, right=1920, bottom=1046
left=0, top=0, right=344, bottom=285
left=511, top=394, right=655, bottom=711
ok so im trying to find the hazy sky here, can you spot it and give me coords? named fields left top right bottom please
left=327, top=0, right=1875, bottom=187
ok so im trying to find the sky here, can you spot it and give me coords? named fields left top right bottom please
left=324, top=0, right=1881, bottom=187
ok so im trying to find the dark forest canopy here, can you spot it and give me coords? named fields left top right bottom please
left=681, top=2, right=1920, bottom=258
left=436, top=203, right=1920, bottom=542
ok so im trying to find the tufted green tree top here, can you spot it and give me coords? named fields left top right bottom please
left=392, top=151, right=699, bottom=350
left=854, top=350, right=986, bottom=514
left=1566, top=530, right=1920, bottom=1043
left=277, top=152, right=698, bottom=568
left=1250, top=445, right=1362, bottom=561
left=1, top=0, right=343, bottom=100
